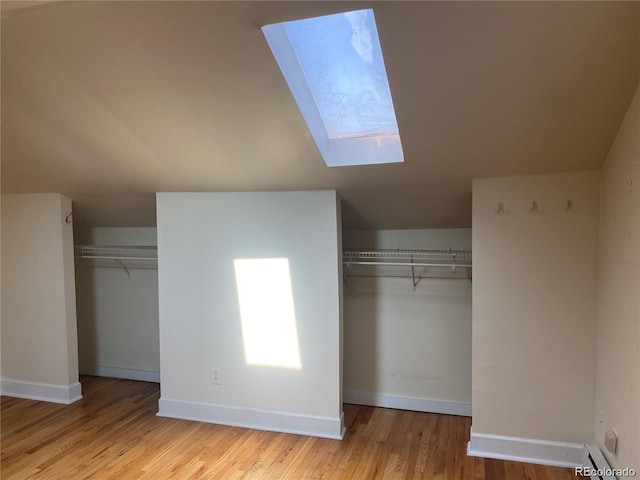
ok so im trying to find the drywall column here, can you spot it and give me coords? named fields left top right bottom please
left=156, top=191, right=343, bottom=438
left=342, top=229, right=472, bottom=415
left=470, top=171, right=600, bottom=467
left=74, top=227, right=159, bottom=382
left=595, top=86, right=640, bottom=472
left=1, top=193, right=81, bottom=403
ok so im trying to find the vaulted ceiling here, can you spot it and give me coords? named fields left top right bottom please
left=2, top=1, right=639, bottom=228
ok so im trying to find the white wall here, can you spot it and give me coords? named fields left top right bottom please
left=74, top=227, right=159, bottom=382
left=595, top=86, right=640, bottom=472
left=75, top=227, right=158, bottom=246
left=343, top=229, right=472, bottom=251
left=470, top=171, right=600, bottom=466
left=1, top=193, right=81, bottom=403
left=156, top=191, right=343, bottom=438
left=342, top=229, right=472, bottom=415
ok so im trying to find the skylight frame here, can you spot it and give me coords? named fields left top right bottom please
left=262, top=9, right=404, bottom=168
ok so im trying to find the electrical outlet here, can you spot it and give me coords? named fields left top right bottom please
left=212, top=367, right=222, bottom=385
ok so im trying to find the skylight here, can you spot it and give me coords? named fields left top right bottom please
left=263, top=9, right=404, bottom=167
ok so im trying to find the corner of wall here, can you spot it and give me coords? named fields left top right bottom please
left=594, top=84, right=640, bottom=472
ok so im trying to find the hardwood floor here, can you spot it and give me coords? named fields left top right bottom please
left=2, top=376, right=580, bottom=479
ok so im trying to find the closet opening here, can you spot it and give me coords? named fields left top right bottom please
left=73, top=228, right=160, bottom=386
left=341, top=228, right=473, bottom=417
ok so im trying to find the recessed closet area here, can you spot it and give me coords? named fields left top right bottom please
left=73, top=228, right=160, bottom=384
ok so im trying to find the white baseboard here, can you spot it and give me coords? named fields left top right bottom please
left=467, top=427, right=583, bottom=468
left=80, top=364, right=160, bottom=383
left=158, top=397, right=345, bottom=440
left=0, top=378, right=82, bottom=404
left=344, top=390, right=472, bottom=417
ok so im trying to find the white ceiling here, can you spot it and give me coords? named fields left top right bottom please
left=2, top=1, right=639, bottom=229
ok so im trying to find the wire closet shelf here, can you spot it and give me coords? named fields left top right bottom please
left=342, top=248, right=472, bottom=288
left=74, top=245, right=157, bottom=261
left=74, top=245, right=158, bottom=277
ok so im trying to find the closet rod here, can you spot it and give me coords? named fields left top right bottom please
left=342, top=248, right=472, bottom=288
left=74, top=245, right=157, bottom=260
left=343, top=261, right=472, bottom=268
left=76, top=255, right=157, bottom=262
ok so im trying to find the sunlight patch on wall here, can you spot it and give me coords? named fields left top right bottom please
left=233, top=258, right=302, bottom=370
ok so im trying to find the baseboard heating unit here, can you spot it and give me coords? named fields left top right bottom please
left=579, top=444, right=616, bottom=480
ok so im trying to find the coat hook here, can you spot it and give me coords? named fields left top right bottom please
left=565, top=200, right=579, bottom=213
left=529, top=201, right=544, bottom=213
left=65, top=212, right=73, bottom=224
left=495, top=202, right=510, bottom=214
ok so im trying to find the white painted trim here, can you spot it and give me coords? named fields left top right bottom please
left=158, top=397, right=345, bottom=440
left=344, top=390, right=471, bottom=417
left=0, top=378, right=82, bottom=404
left=80, top=364, right=160, bottom=383
left=467, top=427, right=583, bottom=468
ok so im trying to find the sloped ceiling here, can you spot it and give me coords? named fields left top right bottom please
left=2, top=1, right=639, bottom=228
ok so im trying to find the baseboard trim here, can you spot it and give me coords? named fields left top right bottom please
left=158, top=397, right=345, bottom=440
left=0, top=378, right=82, bottom=404
left=80, top=365, right=160, bottom=383
left=467, top=427, right=583, bottom=468
left=344, top=390, right=472, bottom=417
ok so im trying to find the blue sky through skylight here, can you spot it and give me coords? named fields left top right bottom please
left=284, top=10, right=398, bottom=139
left=263, top=9, right=404, bottom=167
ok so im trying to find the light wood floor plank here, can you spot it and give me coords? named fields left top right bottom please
left=2, top=376, right=581, bottom=479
